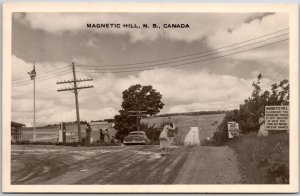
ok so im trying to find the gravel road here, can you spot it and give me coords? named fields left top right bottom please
left=11, top=145, right=241, bottom=184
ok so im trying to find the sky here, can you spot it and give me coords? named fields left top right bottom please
left=11, top=12, right=289, bottom=126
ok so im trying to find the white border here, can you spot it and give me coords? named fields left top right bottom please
left=2, top=3, right=299, bottom=193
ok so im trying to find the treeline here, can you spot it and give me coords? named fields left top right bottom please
left=213, top=74, right=289, bottom=142
left=154, top=110, right=227, bottom=118
left=29, top=119, right=115, bottom=129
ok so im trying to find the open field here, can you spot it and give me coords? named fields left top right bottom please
left=21, top=124, right=115, bottom=143
left=20, top=113, right=226, bottom=144
left=11, top=144, right=241, bottom=184
left=142, top=113, right=226, bottom=144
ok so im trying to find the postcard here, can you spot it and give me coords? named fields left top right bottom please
left=2, top=3, right=299, bottom=193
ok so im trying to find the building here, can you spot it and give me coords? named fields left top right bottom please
left=89, top=121, right=117, bottom=142
left=11, top=121, right=25, bottom=142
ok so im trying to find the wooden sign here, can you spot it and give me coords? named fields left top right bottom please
left=265, top=105, right=289, bottom=130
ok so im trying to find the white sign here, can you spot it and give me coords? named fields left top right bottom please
left=228, top=121, right=239, bottom=138
left=265, top=105, right=289, bottom=130
left=58, top=130, right=63, bottom=143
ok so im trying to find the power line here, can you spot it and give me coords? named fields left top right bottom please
left=77, top=33, right=288, bottom=72
left=12, top=70, right=72, bottom=85
left=77, top=38, right=288, bottom=74
left=57, top=62, right=94, bottom=144
left=128, top=111, right=147, bottom=131
left=12, top=70, right=72, bottom=87
left=267, top=65, right=289, bottom=86
left=12, top=66, right=71, bottom=82
left=77, top=28, right=289, bottom=68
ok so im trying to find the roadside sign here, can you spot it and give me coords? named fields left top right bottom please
left=228, top=121, right=239, bottom=138
left=265, top=105, right=289, bottom=130
left=58, top=130, right=63, bottom=143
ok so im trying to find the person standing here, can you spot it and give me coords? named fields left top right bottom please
left=103, top=129, right=109, bottom=143
left=258, top=113, right=268, bottom=137
left=100, top=129, right=104, bottom=143
left=86, top=123, right=92, bottom=146
left=159, top=122, right=176, bottom=155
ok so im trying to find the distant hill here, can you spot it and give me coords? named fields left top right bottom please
left=154, top=110, right=228, bottom=117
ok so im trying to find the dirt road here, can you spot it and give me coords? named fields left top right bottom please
left=11, top=145, right=241, bottom=184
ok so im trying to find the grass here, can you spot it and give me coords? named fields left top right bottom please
left=227, top=132, right=289, bottom=184
left=141, top=113, right=226, bottom=144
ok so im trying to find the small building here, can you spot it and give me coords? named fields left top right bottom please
left=89, top=121, right=117, bottom=142
left=11, top=121, right=25, bottom=142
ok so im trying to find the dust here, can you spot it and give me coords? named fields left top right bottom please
left=72, top=155, right=87, bottom=161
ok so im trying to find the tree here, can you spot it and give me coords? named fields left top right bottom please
left=114, top=84, right=164, bottom=140
left=213, top=74, right=289, bottom=142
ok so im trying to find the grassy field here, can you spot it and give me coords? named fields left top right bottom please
left=227, top=132, right=289, bottom=184
left=141, top=113, right=226, bottom=144
left=21, top=124, right=113, bottom=143
left=19, top=113, right=226, bottom=144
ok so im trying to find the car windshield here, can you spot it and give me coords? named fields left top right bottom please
left=129, top=132, right=145, bottom=136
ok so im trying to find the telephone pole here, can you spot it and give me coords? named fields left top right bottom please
left=57, top=62, right=93, bottom=144
left=128, top=110, right=147, bottom=131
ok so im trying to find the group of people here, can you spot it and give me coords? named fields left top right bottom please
left=100, top=128, right=110, bottom=143
left=86, top=124, right=112, bottom=143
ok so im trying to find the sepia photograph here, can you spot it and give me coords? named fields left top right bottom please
left=2, top=3, right=299, bottom=193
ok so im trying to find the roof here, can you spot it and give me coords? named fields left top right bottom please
left=11, top=121, right=26, bottom=128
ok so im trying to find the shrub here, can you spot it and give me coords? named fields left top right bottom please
left=228, top=132, right=289, bottom=184
left=11, top=140, right=57, bottom=145
left=267, top=163, right=289, bottom=184
left=141, top=121, right=175, bottom=143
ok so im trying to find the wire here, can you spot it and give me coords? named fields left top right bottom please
left=12, top=66, right=71, bottom=82
left=12, top=70, right=70, bottom=85
left=77, top=38, right=289, bottom=74
left=77, top=33, right=288, bottom=72
left=12, top=70, right=72, bottom=87
left=12, top=67, right=72, bottom=85
left=77, top=28, right=289, bottom=68
left=267, top=65, right=289, bottom=86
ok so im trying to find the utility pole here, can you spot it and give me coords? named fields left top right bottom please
left=28, top=60, right=36, bottom=142
left=128, top=110, right=147, bottom=131
left=57, top=62, right=93, bottom=144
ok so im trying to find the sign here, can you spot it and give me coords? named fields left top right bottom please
left=265, top=105, right=289, bottom=130
left=58, top=130, right=63, bottom=143
left=228, top=121, right=239, bottom=138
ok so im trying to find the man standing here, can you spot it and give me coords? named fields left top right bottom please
left=86, top=123, right=92, bottom=146
left=100, top=129, right=104, bottom=143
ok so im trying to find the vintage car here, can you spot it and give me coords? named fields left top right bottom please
left=123, top=131, right=151, bottom=145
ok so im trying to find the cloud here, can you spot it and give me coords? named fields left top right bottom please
left=86, top=39, right=97, bottom=48
left=14, top=12, right=257, bottom=43
left=206, top=13, right=289, bottom=68
left=12, top=55, right=275, bottom=126
left=77, top=68, right=273, bottom=116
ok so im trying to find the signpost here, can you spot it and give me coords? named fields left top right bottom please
left=228, top=121, right=239, bottom=138
left=265, top=106, right=289, bottom=131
